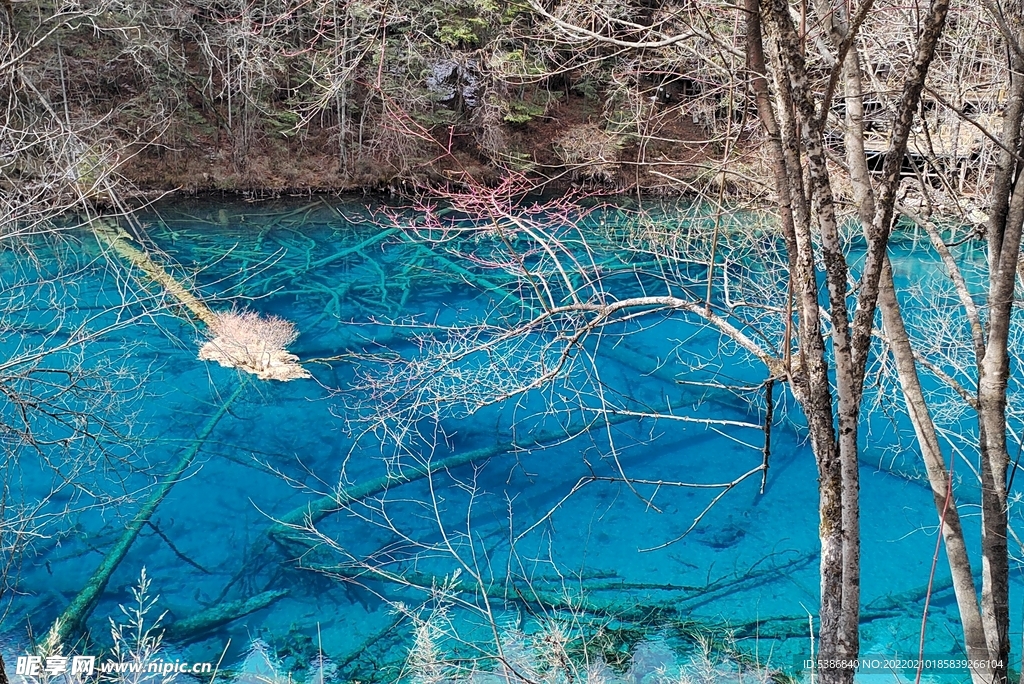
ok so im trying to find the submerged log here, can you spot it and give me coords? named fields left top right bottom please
left=730, top=575, right=956, bottom=640
left=93, top=218, right=309, bottom=382
left=266, top=411, right=643, bottom=552
left=165, top=590, right=288, bottom=643
left=92, top=218, right=217, bottom=327
left=47, top=382, right=245, bottom=648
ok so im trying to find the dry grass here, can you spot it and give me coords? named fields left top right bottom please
left=210, top=309, right=298, bottom=352
left=553, top=124, right=622, bottom=182
left=198, top=308, right=310, bottom=381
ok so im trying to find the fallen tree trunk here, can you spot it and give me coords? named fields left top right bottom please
left=92, top=218, right=218, bottom=327
left=47, top=382, right=245, bottom=648
left=267, top=411, right=643, bottom=551
left=94, top=217, right=309, bottom=381
left=302, top=553, right=948, bottom=650
left=731, top=575, right=956, bottom=640
left=165, top=589, right=288, bottom=643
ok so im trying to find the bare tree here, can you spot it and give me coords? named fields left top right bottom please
left=283, top=2, right=1024, bottom=681
left=744, top=0, right=1024, bottom=679
left=0, top=0, right=179, bottom=653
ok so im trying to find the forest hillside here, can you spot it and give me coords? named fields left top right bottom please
left=0, top=0, right=998, bottom=207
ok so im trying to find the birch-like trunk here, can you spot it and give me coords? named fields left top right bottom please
left=748, top=0, right=950, bottom=681
left=837, top=42, right=996, bottom=684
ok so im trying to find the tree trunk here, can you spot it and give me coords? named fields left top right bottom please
left=748, top=0, right=950, bottom=679
left=974, top=13, right=1024, bottom=681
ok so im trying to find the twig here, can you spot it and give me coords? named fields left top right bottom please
left=761, top=377, right=774, bottom=494
left=144, top=521, right=213, bottom=575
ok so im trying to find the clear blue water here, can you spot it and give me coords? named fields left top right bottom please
left=1, top=196, right=1018, bottom=682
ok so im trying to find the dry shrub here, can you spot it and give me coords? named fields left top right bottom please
left=211, top=309, right=298, bottom=351
left=553, top=124, right=622, bottom=182
left=198, top=308, right=309, bottom=381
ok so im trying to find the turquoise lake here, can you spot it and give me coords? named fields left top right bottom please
left=0, top=196, right=1017, bottom=683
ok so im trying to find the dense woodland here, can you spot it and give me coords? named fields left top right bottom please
left=0, top=0, right=999, bottom=201
left=2, top=0, right=728, bottom=197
